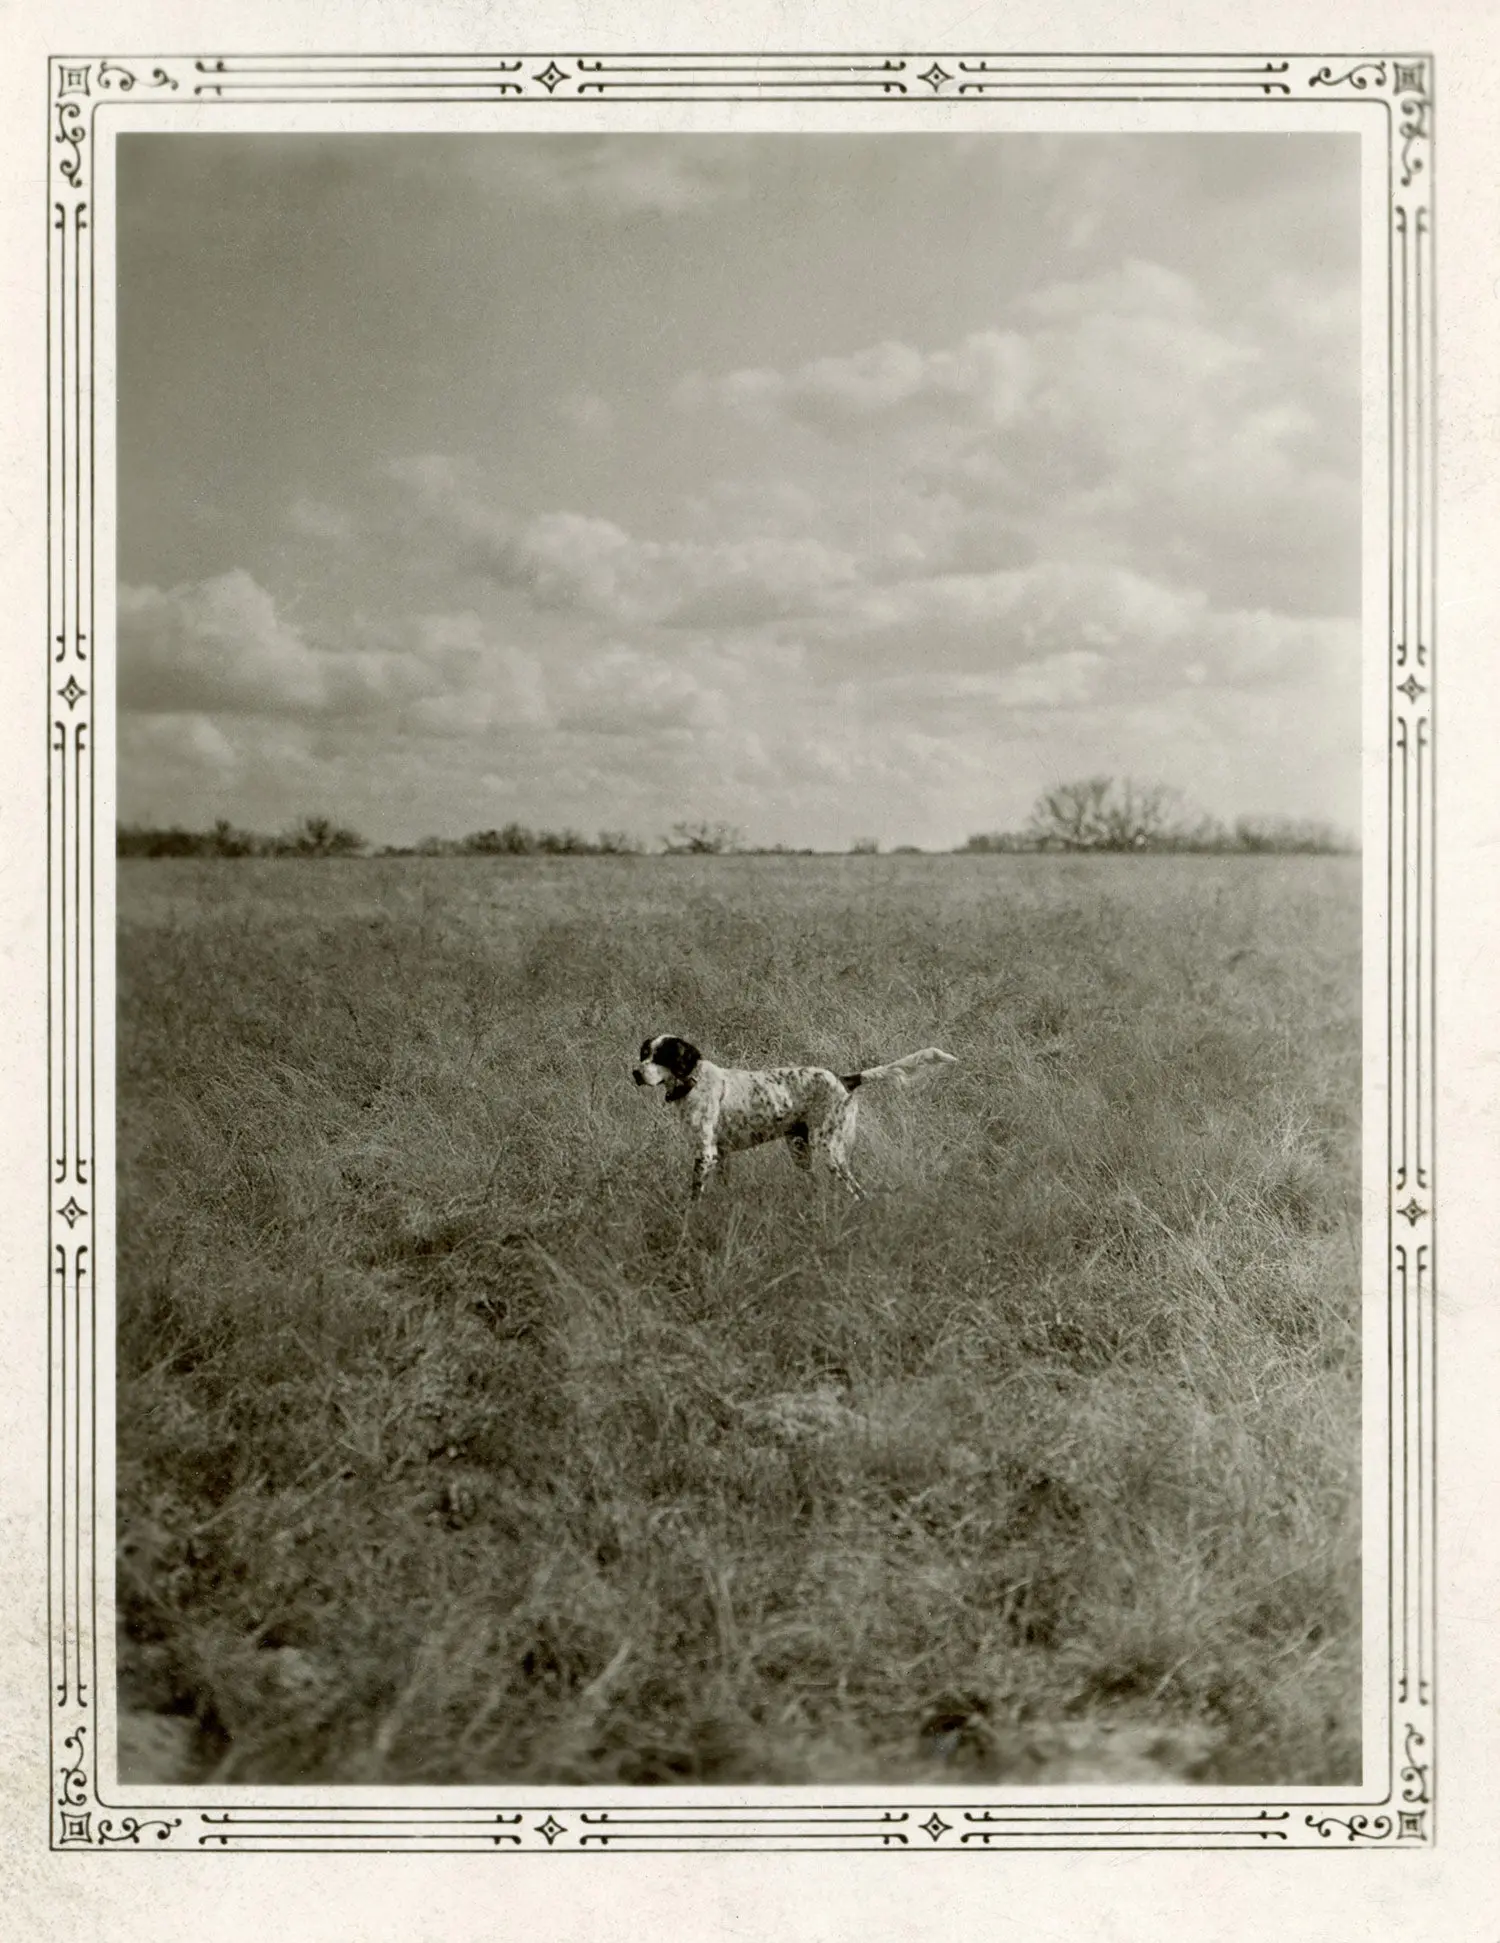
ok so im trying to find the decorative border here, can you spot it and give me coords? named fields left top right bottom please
left=48, top=51, right=1434, bottom=1852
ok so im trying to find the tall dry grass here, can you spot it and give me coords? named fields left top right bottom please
left=117, top=853, right=1360, bottom=1784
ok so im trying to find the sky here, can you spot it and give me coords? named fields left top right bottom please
left=116, top=131, right=1361, bottom=851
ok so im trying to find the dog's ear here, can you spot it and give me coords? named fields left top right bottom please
left=656, top=1036, right=701, bottom=1079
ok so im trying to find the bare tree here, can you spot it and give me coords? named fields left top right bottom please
left=287, top=813, right=366, bottom=857
left=208, top=817, right=254, bottom=857
left=665, top=820, right=743, bottom=855
left=1097, top=780, right=1183, bottom=849
left=1027, top=777, right=1189, bottom=851
left=1026, top=777, right=1113, bottom=849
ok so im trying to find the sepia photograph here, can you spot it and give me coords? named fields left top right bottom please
left=109, top=121, right=1369, bottom=1795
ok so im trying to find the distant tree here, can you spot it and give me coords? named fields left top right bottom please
left=961, top=831, right=1034, bottom=853
left=1234, top=815, right=1351, bottom=854
left=461, top=828, right=511, bottom=854
left=1177, top=812, right=1230, bottom=853
left=117, top=823, right=202, bottom=858
left=963, top=788, right=1351, bottom=856
left=665, top=820, right=743, bottom=855
left=1027, top=777, right=1186, bottom=852
left=285, top=814, right=366, bottom=857
left=849, top=836, right=881, bottom=855
left=208, top=817, right=255, bottom=858
left=439, top=825, right=646, bottom=856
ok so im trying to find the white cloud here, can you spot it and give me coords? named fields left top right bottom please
left=386, top=456, right=863, bottom=628
left=673, top=257, right=1358, bottom=618
left=120, top=571, right=330, bottom=716
left=430, top=134, right=759, bottom=216
left=677, top=330, right=1032, bottom=437
left=287, top=495, right=356, bottom=542
left=556, top=641, right=730, bottom=736
left=376, top=441, right=1356, bottom=731
left=820, top=559, right=1356, bottom=699
left=119, top=711, right=239, bottom=779
left=119, top=569, right=552, bottom=730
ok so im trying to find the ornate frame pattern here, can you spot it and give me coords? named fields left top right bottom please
left=48, top=50, right=1434, bottom=1851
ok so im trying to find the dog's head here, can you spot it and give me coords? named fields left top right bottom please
left=633, top=1034, right=701, bottom=1099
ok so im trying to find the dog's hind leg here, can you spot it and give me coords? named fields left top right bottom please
left=812, top=1112, right=863, bottom=1200
left=826, top=1152, right=864, bottom=1199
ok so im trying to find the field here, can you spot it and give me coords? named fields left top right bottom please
left=116, top=852, right=1361, bottom=1786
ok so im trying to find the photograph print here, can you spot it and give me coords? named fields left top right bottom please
left=61, top=62, right=1428, bottom=1848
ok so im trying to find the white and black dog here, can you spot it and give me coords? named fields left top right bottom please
left=632, top=1034, right=956, bottom=1199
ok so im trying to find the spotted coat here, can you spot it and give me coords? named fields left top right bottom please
left=631, top=1034, right=956, bottom=1200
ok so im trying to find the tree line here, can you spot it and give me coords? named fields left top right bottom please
left=118, top=783, right=1353, bottom=861
left=116, top=815, right=757, bottom=860
left=963, top=778, right=1353, bottom=854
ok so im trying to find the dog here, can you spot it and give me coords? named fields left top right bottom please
left=632, top=1034, right=957, bottom=1199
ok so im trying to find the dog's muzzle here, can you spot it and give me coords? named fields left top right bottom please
left=631, top=1065, right=648, bottom=1086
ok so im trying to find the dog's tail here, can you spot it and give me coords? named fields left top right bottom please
left=840, top=1047, right=957, bottom=1091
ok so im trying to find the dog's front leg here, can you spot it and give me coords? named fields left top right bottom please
left=692, top=1144, right=719, bottom=1199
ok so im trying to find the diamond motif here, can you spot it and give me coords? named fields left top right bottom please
left=58, top=1197, right=87, bottom=1229
left=920, top=1812, right=951, bottom=1841
left=59, top=675, right=85, bottom=710
left=919, top=64, right=952, bottom=92
left=1397, top=1198, right=1427, bottom=1226
left=1397, top=675, right=1426, bottom=704
left=535, top=1815, right=566, bottom=1845
left=534, top=63, right=569, bottom=93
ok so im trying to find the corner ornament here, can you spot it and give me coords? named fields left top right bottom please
left=1309, top=61, right=1388, bottom=91
left=54, top=100, right=85, bottom=187
left=1398, top=90, right=1430, bottom=188
left=1306, top=1813, right=1395, bottom=1842
left=98, top=61, right=182, bottom=93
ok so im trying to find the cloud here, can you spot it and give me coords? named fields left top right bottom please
left=676, top=329, right=1032, bottom=438
left=818, top=559, right=1357, bottom=699
left=377, top=444, right=1355, bottom=725
left=421, top=134, right=758, bottom=216
left=120, top=571, right=332, bottom=715
left=674, top=258, right=1359, bottom=617
left=385, top=456, right=863, bottom=628
left=118, top=569, right=549, bottom=729
left=115, top=562, right=775, bottom=758
left=115, top=570, right=1356, bottom=852
left=287, top=495, right=356, bottom=542
left=119, top=711, right=240, bottom=780
left=117, top=712, right=330, bottom=829
left=554, top=641, right=730, bottom=736
left=378, top=239, right=1356, bottom=647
